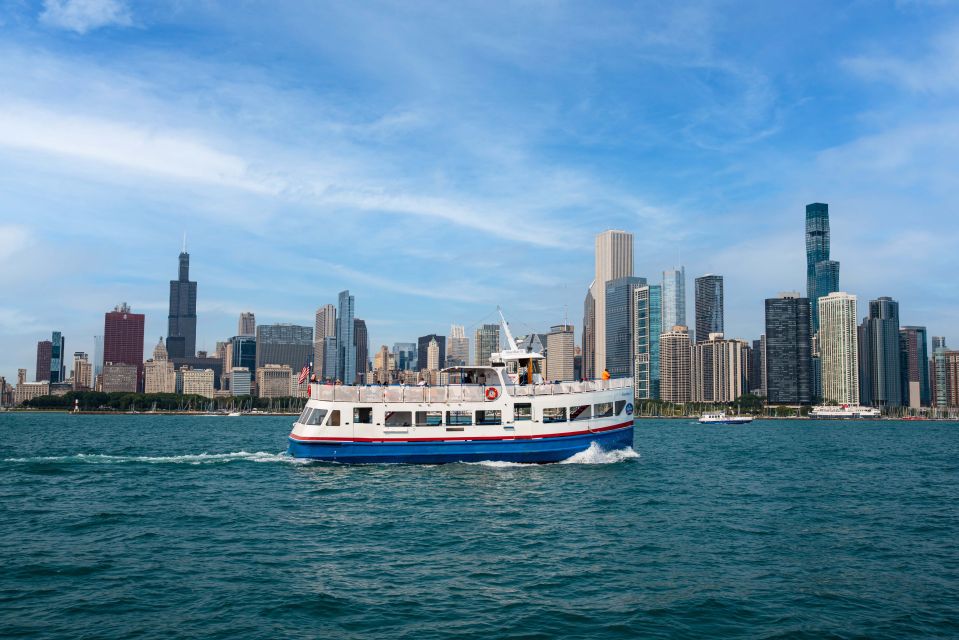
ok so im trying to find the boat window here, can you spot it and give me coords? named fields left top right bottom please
left=446, top=410, right=472, bottom=426
left=570, top=405, right=591, bottom=421
left=476, top=410, right=502, bottom=425
left=514, top=403, right=532, bottom=421
left=299, top=407, right=327, bottom=426
left=594, top=402, right=613, bottom=418
left=543, top=407, right=567, bottom=423
left=297, top=407, right=311, bottom=423
left=354, top=407, right=373, bottom=424
left=385, top=411, right=412, bottom=427
left=415, top=410, right=442, bottom=426
left=614, top=400, right=627, bottom=416
left=327, top=410, right=341, bottom=427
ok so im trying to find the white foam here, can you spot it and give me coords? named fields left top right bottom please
left=2, top=451, right=309, bottom=465
left=466, top=460, right=528, bottom=468
left=559, top=442, right=640, bottom=464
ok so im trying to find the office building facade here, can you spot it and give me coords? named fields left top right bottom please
left=354, top=318, right=368, bottom=384
left=633, top=285, right=662, bottom=400
left=447, top=324, right=470, bottom=367
left=582, top=287, right=596, bottom=380
left=764, top=293, right=812, bottom=404
left=605, top=276, right=647, bottom=379
left=417, top=334, right=446, bottom=373
left=313, top=304, right=336, bottom=379
left=255, top=324, right=313, bottom=372
left=694, top=275, right=724, bottom=343
left=474, top=324, right=501, bottom=367
left=35, top=340, right=52, bottom=382
left=238, top=312, right=256, bottom=337
left=336, top=290, right=356, bottom=384
left=899, top=326, right=930, bottom=409
left=546, top=324, right=575, bottom=382
left=167, top=250, right=198, bottom=358
left=859, top=297, right=902, bottom=409
left=104, top=303, right=145, bottom=391
left=662, top=267, right=686, bottom=332
left=589, top=230, right=634, bottom=376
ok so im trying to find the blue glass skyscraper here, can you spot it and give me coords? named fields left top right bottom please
left=634, top=284, right=662, bottom=399
left=694, top=274, right=723, bottom=343
left=337, top=290, right=356, bottom=384
left=806, top=203, right=840, bottom=334
left=605, top=276, right=646, bottom=379
left=661, top=267, right=685, bottom=331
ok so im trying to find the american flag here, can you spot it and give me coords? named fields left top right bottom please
left=297, top=363, right=310, bottom=385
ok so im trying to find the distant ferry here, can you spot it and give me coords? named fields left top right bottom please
left=810, top=405, right=881, bottom=419
left=288, top=314, right=635, bottom=464
left=698, top=412, right=754, bottom=425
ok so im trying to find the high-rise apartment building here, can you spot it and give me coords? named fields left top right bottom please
left=255, top=324, right=313, bottom=372
left=932, top=336, right=947, bottom=351
left=50, top=331, right=65, bottom=383
left=73, top=352, right=93, bottom=390
left=313, top=304, right=336, bottom=378
left=750, top=336, right=766, bottom=396
left=582, top=287, right=596, bottom=380
left=546, top=324, right=575, bottom=381
left=238, top=312, right=256, bottom=337
left=899, top=326, right=930, bottom=409
left=692, top=333, right=750, bottom=403
left=662, top=267, right=686, bottom=332
left=35, top=340, right=52, bottom=382
left=806, top=203, right=841, bottom=335
left=694, top=275, right=724, bottom=343
left=764, top=293, right=812, bottom=404
left=605, top=276, right=646, bottom=379
left=354, top=318, right=368, bottom=384
left=589, top=230, right=634, bottom=377
left=336, top=290, right=356, bottom=384
left=818, top=292, right=859, bottom=405
left=633, top=285, right=662, bottom=399
left=660, top=325, right=691, bottom=404
left=474, top=324, right=501, bottom=367
left=448, top=324, right=470, bottom=367
left=104, top=303, right=145, bottom=391
left=167, top=249, right=198, bottom=358
left=859, top=297, right=902, bottom=409
left=417, top=335, right=445, bottom=373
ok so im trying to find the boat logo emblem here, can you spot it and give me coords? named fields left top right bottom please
left=625, top=403, right=633, bottom=415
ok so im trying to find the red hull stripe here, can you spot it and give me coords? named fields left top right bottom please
left=289, top=420, right=633, bottom=444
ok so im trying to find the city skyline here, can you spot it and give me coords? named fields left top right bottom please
left=2, top=2, right=959, bottom=380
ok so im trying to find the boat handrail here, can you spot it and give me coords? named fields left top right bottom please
left=308, top=378, right=631, bottom=403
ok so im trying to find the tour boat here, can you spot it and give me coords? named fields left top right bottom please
left=287, top=314, right=635, bottom=464
left=809, top=405, right=881, bottom=419
left=698, top=412, right=754, bottom=425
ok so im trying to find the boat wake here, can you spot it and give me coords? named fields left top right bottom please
left=559, top=442, right=640, bottom=464
left=2, top=451, right=307, bottom=465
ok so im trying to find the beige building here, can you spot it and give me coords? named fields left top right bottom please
left=101, top=362, right=138, bottom=393
left=819, top=292, right=859, bottom=405
left=180, top=368, right=215, bottom=399
left=144, top=338, right=176, bottom=394
left=14, top=368, right=49, bottom=405
left=256, top=364, right=294, bottom=398
left=660, top=325, right=692, bottom=404
left=448, top=324, right=470, bottom=367
left=73, top=352, right=93, bottom=390
left=692, top=333, right=750, bottom=403
left=589, top=230, right=634, bottom=378
left=373, top=345, right=395, bottom=384
left=546, top=324, right=575, bottom=381
left=427, top=337, right=441, bottom=372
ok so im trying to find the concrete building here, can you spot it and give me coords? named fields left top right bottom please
left=104, top=303, right=145, bottom=391
left=447, top=324, right=470, bottom=367
left=694, top=275, right=724, bottom=344
left=144, top=338, right=176, bottom=394
left=101, top=362, right=139, bottom=393
left=546, top=324, right=575, bottom=382
left=474, top=324, right=501, bottom=367
left=35, top=340, right=52, bottom=382
left=238, top=312, right=256, bottom=337
left=230, top=367, right=252, bottom=396
left=256, top=364, right=294, bottom=398
left=426, top=338, right=441, bottom=372
left=73, top=352, right=93, bottom=390
left=373, top=345, right=395, bottom=384
left=692, top=333, right=750, bottom=404
left=660, top=325, right=691, bottom=404
left=662, top=267, right=686, bottom=332
left=633, top=285, right=662, bottom=400
left=14, top=379, right=50, bottom=405
left=818, top=292, right=860, bottom=405
left=589, top=230, right=634, bottom=377
left=764, top=293, right=812, bottom=404
left=179, top=368, right=215, bottom=398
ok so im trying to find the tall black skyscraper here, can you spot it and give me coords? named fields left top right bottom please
left=859, top=296, right=902, bottom=409
left=417, top=334, right=446, bottom=372
left=806, top=203, right=840, bottom=334
left=764, top=293, right=812, bottom=404
left=694, top=274, right=724, bottom=344
left=167, top=246, right=197, bottom=358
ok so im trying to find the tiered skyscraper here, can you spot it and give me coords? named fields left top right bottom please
left=805, top=203, right=840, bottom=335
left=167, top=246, right=198, bottom=358
left=859, top=297, right=902, bottom=409
left=588, top=230, right=634, bottom=377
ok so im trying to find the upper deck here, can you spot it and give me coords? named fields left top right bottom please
left=309, top=378, right=632, bottom=404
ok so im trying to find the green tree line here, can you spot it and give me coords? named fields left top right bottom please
left=21, top=391, right=307, bottom=412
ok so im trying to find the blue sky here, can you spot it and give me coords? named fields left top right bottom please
left=1, top=0, right=958, bottom=380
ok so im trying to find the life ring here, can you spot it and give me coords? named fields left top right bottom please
left=485, top=387, right=499, bottom=401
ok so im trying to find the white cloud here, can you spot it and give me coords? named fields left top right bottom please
left=843, top=24, right=959, bottom=93
left=40, top=0, right=132, bottom=34
left=0, top=225, right=31, bottom=263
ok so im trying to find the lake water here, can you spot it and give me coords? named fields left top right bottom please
left=1, top=413, right=958, bottom=639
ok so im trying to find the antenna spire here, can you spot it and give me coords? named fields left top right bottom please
left=182, top=232, right=187, bottom=254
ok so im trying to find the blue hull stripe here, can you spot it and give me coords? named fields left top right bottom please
left=287, top=425, right=635, bottom=464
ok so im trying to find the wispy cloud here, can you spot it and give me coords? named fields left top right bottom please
left=39, top=0, right=132, bottom=34
left=843, top=24, right=959, bottom=93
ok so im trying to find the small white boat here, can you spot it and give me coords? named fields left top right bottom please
left=698, top=412, right=754, bottom=425
left=227, top=411, right=242, bottom=417
left=809, top=405, right=880, bottom=419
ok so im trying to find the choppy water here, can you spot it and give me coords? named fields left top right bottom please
left=1, top=414, right=958, bottom=639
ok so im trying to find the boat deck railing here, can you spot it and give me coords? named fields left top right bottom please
left=309, top=377, right=631, bottom=404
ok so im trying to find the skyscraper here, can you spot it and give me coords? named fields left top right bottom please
left=633, top=285, right=662, bottom=399
left=932, top=345, right=950, bottom=408
left=35, top=340, right=52, bottom=382
left=660, top=325, right=691, bottom=404
left=417, top=335, right=445, bottom=372
left=806, top=203, right=841, bottom=334
left=255, top=324, right=313, bottom=371
left=750, top=336, right=767, bottom=396
left=50, top=331, right=65, bottom=383
left=393, top=343, right=417, bottom=371
left=426, top=338, right=441, bottom=371
left=859, top=297, right=902, bottom=409
left=764, top=293, right=812, bottom=404
left=104, top=303, right=146, bottom=391
left=238, top=312, right=256, bottom=337
left=694, top=275, right=724, bottom=343
left=93, top=335, right=104, bottom=380
left=818, top=292, right=859, bottom=405
left=73, top=352, right=92, bottom=390
left=474, top=324, right=501, bottom=367
left=605, top=276, right=646, bottom=379
left=230, top=335, right=257, bottom=373
left=313, top=304, right=336, bottom=378
left=589, top=230, right=634, bottom=376
left=447, top=324, right=469, bottom=367
left=662, top=267, right=686, bottom=331
left=899, top=326, right=930, bottom=409
left=167, top=248, right=198, bottom=358
left=932, top=336, right=947, bottom=351
left=692, top=333, right=750, bottom=403
left=354, top=318, right=368, bottom=384
left=546, top=324, right=575, bottom=382
left=336, top=290, right=356, bottom=384
left=582, top=287, right=596, bottom=380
